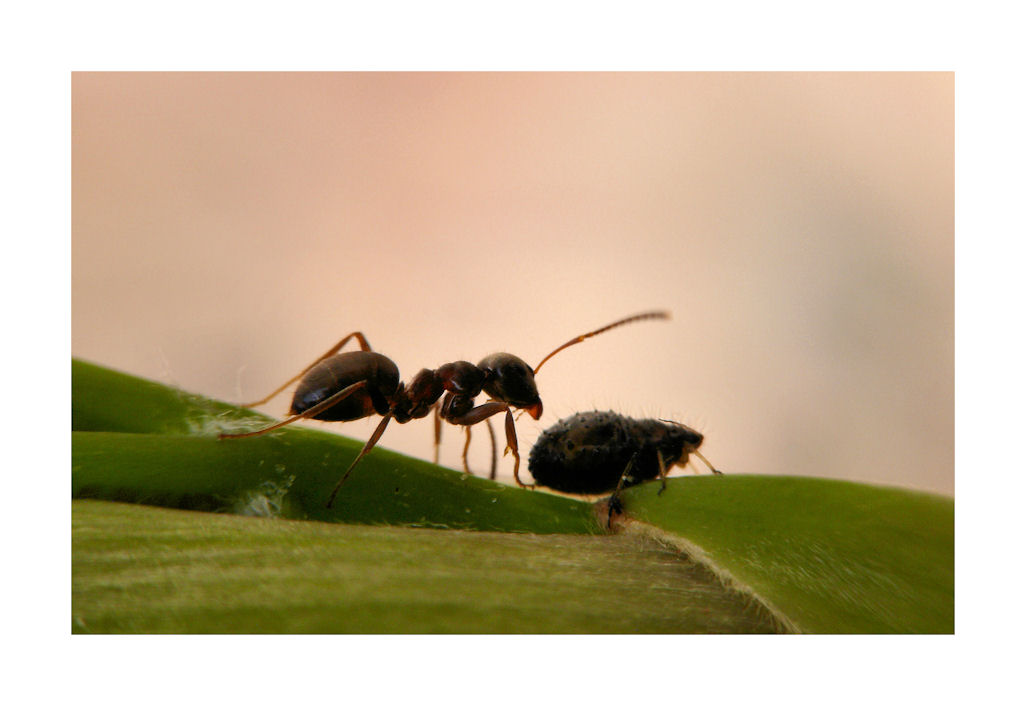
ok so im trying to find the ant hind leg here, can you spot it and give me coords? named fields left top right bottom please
left=241, top=331, right=372, bottom=408
left=219, top=380, right=368, bottom=440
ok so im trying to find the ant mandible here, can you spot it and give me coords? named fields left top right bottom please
left=218, top=311, right=669, bottom=507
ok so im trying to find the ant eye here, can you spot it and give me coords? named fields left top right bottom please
left=565, top=440, right=575, bottom=451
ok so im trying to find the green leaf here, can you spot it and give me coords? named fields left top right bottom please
left=73, top=431, right=599, bottom=533
left=72, top=499, right=782, bottom=634
left=619, top=476, right=954, bottom=634
left=72, top=358, right=599, bottom=533
left=72, top=359, right=254, bottom=434
left=71, top=359, right=954, bottom=633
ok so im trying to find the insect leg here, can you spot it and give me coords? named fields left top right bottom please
left=219, top=380, right=368, bottom=439
left=457, top=419, right=497, bottom=478
left=446, top=402, right=531, bottom=488
left=693, top=450, right=723, bottom=475
left=241, top=331, right=372, bottom=408
left=326, top=412, right=393, bottom=508
left=485, top=418, right=497, bottom=480
left=607, top=452, right=639, bottom=529
left=461, top=426, right=475, bottom=476
left=656, top=450, right=669, bottom=496
left=432, top=401, right=442, bottom=464
left=502, top=407, right=526, bottom=488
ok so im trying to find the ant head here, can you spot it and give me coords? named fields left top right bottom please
left=477, top=352, right=543, bottom=419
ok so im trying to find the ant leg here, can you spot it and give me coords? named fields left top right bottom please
left=326, top=413, right=393, bottom=508
left=446, top=402, right=531, bottom=488
left=461, top=426, right=475, bottom=476
left=432, top=402, right=442, bottom=464
left=501, top=407, right=528, bottom=488
left=485, top=418, right=497, bottom=480
left=457, top=421, right=496, bottom=478
left=219, top=380, right=368, bottom=439
left=241, top=332, right=372, bottom=408
left=608, top=453, right=639, bottom=529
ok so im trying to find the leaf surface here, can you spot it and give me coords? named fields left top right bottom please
left=620, top=476, right=954, bottom=633
left=71, top=359, right=954, bottom=633
left=72, top=500, right=781, bottom=634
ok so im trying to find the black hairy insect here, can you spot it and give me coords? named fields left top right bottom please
left=528, top=410, right=720, bottom=496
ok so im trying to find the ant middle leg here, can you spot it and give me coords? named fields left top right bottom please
left=461, top=427, right=475, bottom=476
left=485, top=418, right=497, bottom=480
left=241, top=331, right=372, bottom=408
left=457, top=418, right=497, bottom=479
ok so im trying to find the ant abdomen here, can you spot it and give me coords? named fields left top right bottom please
left=290, top=351, right=398, bottom=421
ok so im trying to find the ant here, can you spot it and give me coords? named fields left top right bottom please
left=527, top=411, right=722, bottom=526
left=218, top=312, right=669, bottom=507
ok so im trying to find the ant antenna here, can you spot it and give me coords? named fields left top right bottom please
left=533, top=311, right=670, bottom=375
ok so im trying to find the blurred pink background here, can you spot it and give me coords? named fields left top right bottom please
left=72, top=72, right=953, bottom=495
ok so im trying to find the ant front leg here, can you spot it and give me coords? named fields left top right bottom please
left=446, top=402, right=532, bottom=488
left=241, top=331, right=372, bottom=408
